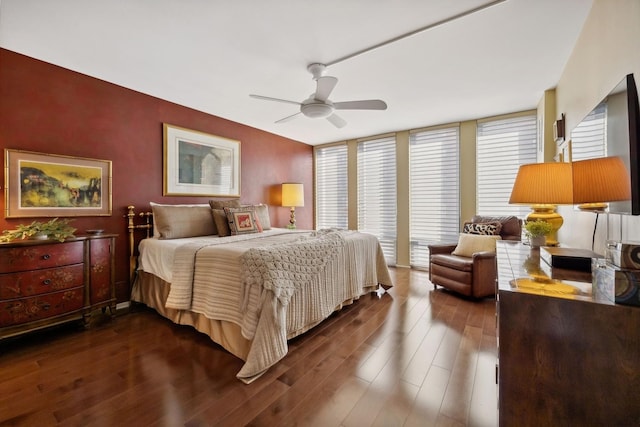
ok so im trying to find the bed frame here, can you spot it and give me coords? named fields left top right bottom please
left=124, top=203, right=393, bottom=383
left=126, top=205, right=153, bottom=284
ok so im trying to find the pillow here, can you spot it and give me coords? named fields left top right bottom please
left=209, top=199, right=242, bottom=210
left=151, top=203, right=216, bottom=239
left=224, top=206, right=262, bottom=235
left=212, top=209, right=231, bottom=237
left=451, top=233, right=502, bottom=257
left=463, top=221, right=502, bottom=236
left=244, top=204, right=271, bottom=230
left=472, top=215, right=522, bottom=240
left=150, top=202, right=212, bottom=237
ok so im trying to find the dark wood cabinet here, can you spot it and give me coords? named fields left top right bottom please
left=496, top=241, right=640, bottom=426
left=0, top=235, right=116, bottom=340
left=87, top=235, right=116, bottom=311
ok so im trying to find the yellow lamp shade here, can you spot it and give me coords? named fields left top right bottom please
left=281, top=183, right=304, bottom=207
left=571, top=156, right=631, bottom=204
left=509, top=162, right=574, bottom=205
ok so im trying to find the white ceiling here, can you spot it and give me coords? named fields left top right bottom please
left=0, top=0, right=593, bottom=146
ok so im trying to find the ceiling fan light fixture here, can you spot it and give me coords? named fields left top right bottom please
left=301, top=102, right=334, bottom=119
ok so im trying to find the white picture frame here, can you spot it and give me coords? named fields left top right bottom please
left=163, top=124, right=241, bottom=197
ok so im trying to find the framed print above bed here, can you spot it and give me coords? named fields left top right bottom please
left=163, top=124, right=241, bottom=197
left=4, top=149, right=112, bottom=218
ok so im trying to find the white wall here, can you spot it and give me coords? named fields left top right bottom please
left=555, top=0, right=640, bottom=252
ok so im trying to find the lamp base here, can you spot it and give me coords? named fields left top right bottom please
left=527, top=204, right=563, bottom=246
left=288, top=207, right=296, bottom=229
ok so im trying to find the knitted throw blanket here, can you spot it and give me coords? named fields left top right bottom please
left=241, top=229, right=346, bottom=308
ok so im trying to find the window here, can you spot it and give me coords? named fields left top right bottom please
left=571, top=103, right=607, bottom=160
left=357, top=136, right=396, bottom=264
left=315, top=144, right=348, bottom=230
left=477, top=114, right=537, bottom=217
left=409, top=127, right=460, bottom=268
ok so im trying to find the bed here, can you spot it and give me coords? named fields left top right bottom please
left=126, top=203, right=392, bottom=383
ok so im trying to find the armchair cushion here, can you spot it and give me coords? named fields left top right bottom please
left=451, top=233, right=501, bottom=257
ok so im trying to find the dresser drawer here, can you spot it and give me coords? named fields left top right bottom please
left=0, top=241, right=84, bottom=273
left=0, top=288, right=84, bottom=327
left=0, top=264, right=84, bottom=299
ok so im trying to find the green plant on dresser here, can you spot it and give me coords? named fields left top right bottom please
left=0, top=218, right=76, bottom=243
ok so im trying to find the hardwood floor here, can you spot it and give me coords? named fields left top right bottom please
left=0, top=268, right=498, bottom=427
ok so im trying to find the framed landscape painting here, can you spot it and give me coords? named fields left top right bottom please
left=163, top=124, right=241, bottom=197
left=4, top=149, right=112, bottom=218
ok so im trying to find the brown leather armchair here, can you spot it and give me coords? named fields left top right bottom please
left=428, top=215, right=522, bottom=298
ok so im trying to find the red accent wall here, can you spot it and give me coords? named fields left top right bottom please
left=0, top=48, right=313, bottom=301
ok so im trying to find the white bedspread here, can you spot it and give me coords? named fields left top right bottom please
left=138, top=228, right=299, bottom=283
left=137, top=229, right=392, bottom=383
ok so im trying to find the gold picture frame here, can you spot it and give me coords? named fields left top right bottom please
left=163, top=124, right=241, bottom=197
left=4, top=149, right=112, bottom=218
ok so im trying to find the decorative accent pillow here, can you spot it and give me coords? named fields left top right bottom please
left=209, top=199, right=242, bottom=210
left=452, top=233, right=502, bottom=257
left=151, top=203, right=216, bottom=239
left=224, top=206, right=262, bottom=235
left=244, top=204, right=271, bottom=230
left=463, top=221, right=502, bottom=236
left=472, top=215, right=521, bottom=241
left=212, top=209, right=231, bottom=237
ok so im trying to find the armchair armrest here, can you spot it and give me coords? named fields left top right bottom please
left=428, top=243, right=458, bottom=255
left=471, top=251, right=497, bottom=298
left=471, top=250, right=496, bottom=260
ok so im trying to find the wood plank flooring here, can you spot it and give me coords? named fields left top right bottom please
left=0, top=268, right=498, bottom=426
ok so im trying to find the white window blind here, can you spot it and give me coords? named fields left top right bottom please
left=477, top=115, right=537, bottom=217
left=315, top=144, right=348, bottom=230
left=357, top=136, right=397, bottom=264
left=409, top=127, right=460, bottom=268
left=571, top=103, right=607, bottom=160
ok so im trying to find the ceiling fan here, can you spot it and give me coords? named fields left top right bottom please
left=250, top=63, right=387, bottom=128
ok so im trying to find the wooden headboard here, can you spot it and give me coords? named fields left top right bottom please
left=126, top=205, right=153, bottom=283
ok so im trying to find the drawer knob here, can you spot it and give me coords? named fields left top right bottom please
left=43, top=279, right=52, bottom=285
left=42, top=254, right=51, bottom=260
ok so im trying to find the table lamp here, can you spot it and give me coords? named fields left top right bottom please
left=572, top=156, right=631, bottom=209
left=509, top=162, right=573, bottom=246
left=573, top=156, right=631, bottom=249
left=281, top=183, right=304, bottom=229
left=510, top=157, right=631, bottom=247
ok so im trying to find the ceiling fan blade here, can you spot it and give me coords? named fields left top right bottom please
left=275, top=111, right=302, bottom=124
left=314, top=76, right=338, bottom=102
left=250, top=94, right=301, bottom=106
left=333, top=100, right=387, bottom=110
left=326, top=113, right=347, bottom=128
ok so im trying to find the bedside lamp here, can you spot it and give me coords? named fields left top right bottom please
left=281, top=183, right=304, bottom=229
left=573, top=156, right=631, bottom=250
left=509, top=162, right=574, bottom=246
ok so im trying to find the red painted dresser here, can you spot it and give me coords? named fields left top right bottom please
left=0, top=234, right=116, bottom=339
